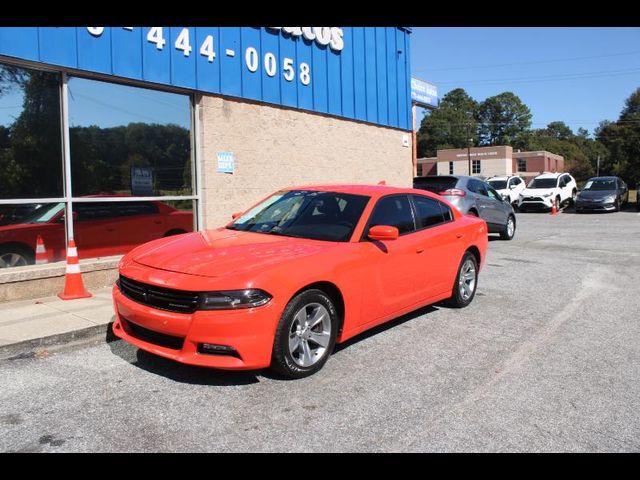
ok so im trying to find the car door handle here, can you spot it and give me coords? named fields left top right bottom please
left=456, top=233, right=464, bottom=239
left=106, top=227, right=116, bottom=232
left=416, top=248, right=425, bottom=254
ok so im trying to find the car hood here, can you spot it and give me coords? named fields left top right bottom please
left=521, top=188, right=556, bottom=197
left=577, top=190, right=616, bottom=199
left=133, top=228, right=338, bottom=278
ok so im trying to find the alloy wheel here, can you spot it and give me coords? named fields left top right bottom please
left=458, top=259, right=476, bottom=301
left=288, top=303, right=332, bottom=367
left=0, top=252, right=28, bottom=268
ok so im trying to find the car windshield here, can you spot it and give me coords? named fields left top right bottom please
left=227, top=190, right=370, bottom=242
left=488, top=180, right=507, bottom=190
left=582, top=179, right=616, bottom=191
left=528, top=178, right=558, bottom=189
left=19, top=203, right=65, bottom=224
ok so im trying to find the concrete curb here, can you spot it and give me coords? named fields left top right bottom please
left=0, top=322, right=117, bottom=361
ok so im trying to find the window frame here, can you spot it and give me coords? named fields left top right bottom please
left=472, top=159, right=481, bottom=174
left=0, top=56, right=201, bottom=264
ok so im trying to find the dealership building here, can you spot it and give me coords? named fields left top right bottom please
left=0, top=27, right=413, bottom=301
left=417, top=145, right=565, bottom=180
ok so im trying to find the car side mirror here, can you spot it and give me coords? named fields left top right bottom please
left=231, top=212, right=243, bottom=220
left=501, top=194, right=509, bottom=202
left=368, top=225, right=399, bottom=241
left=509, top=184, right=516, bottom=190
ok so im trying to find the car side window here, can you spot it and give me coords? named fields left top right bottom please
left=115, top=202, right=160, bottom=217
left=74, top=202, right=116, bottom=221
left=470, top=179, right=488, bottom=196
left=412, top=195, right=447, bottom=229
left=486, top=187, right=500, bottom=201
left=367, top=195, right=415, bottom=235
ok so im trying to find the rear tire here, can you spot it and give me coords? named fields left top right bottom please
left=270, top=289, right=338, bottom=379
left=445, top=251, right=479, bottom=308
left=500, top=215, right=516, bottom=240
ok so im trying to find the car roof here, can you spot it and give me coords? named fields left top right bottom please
left=488, top=175, right=517, bottom=180
left=587, top=176, right=618, bottom=180
left=534, top=172, right=566, bottom=179
left=283, top=184, right=419, bottom=196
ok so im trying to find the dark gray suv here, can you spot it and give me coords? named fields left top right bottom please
left=414, top=175, right=516, bottom=240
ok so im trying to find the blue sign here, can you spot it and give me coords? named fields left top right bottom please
left=0, top=27, right=413, bottom=131
left=216, top=152, right=235, bottom=174
left=411, top=77, right=438, bottom=108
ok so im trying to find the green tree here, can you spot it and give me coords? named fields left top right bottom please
left=417, top=88, right=478, bottom=157
left=596, top=88, right=640, bottom=185
left=477, top=92, right=532, bottom=146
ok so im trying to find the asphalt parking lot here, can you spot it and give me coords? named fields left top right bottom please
left=1, top=205, right=640, bottom=452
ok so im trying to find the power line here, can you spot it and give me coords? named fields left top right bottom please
left=437, top=67, right=640, bottom=86
left=413, top=50, right=640, bottom=74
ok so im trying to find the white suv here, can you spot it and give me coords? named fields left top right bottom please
left=517, top=172, right=577, bottom=212
left=487, top=175, right=526, bottom=206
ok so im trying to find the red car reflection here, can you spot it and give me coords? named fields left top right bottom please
left=0, top=200, right=193, bottom=268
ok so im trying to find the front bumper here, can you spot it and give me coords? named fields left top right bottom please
left=575, top=201, right=616, bottom=212
left=112, top=283, right=281, bottom=370
left=517, top=197, right=554, bottom=211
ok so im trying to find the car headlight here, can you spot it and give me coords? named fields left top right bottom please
left=604, top=195, right=616, bottom=203
left=200, top=289, right=272, bottom=310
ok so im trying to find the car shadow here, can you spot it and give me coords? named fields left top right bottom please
left=562, top=203, right=637, bottom=214
left=333, top=304, right=439, bottom=353
left=105, top=324, right=261, bottom=386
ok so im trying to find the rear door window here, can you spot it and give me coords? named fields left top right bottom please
left=412, top=195, right=445, bottom=229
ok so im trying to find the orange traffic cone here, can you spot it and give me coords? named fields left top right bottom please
left=58, top=239, right=92, bottom=300
left=551, top=202, right=557, bottom=216
left=35, top=235, right=48, bottom=265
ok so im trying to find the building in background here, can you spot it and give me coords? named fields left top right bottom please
left=0, top=26, right=413, bottom=301
left=417, top=145, right=564, bottom=181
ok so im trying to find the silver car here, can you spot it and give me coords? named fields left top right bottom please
left=413, top=175, right=516, bottom=240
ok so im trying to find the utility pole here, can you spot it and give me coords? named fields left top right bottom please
left=466, top=123, right=472, bottom=175
left=596, top=155, right=600, bottom=176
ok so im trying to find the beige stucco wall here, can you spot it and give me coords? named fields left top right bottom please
left=198, top=95, right=413, bottom=229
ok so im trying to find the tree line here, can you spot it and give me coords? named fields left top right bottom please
left=417, top=87, right=640, bottom=185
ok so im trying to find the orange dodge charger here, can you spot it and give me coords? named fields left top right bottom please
left=112, top=185, right=488, bottom=378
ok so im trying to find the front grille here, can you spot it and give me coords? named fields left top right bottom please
left=118, top=275, right=200, bottom=313
left=523, top=196, right=543, bottom=202
left=123, top=318, right=185, bottom=350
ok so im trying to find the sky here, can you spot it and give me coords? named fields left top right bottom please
left=410, top=27, right=640, bottom=136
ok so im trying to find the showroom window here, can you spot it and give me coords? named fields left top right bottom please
left=0, top=60, right=198, bottom=270
left=472, top=160, right=481, bottom=174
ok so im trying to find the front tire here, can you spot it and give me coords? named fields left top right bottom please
left=445, top=251, right=479, bottom=308
left=270, top=289, right=338, bottom=379
left=500, top=215, right=516, bottom=240
left=0, top=245, right=34, bottom=269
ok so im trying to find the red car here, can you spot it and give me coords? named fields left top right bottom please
left=112, top=185, right=488, bottom=378
left=0, top=200, right=193, bottom=268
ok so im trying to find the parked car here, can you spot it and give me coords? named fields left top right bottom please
left=0, top=200, right=193, bottom=269
left=112, top=185, right=488, bottom=378
left=413, top=175, right=516, bottom=240
left=517, top=172, right=577, bottom=212
left=487, top=175, right=526, bottom=207
left=574, top=176, right=629, bottom=213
